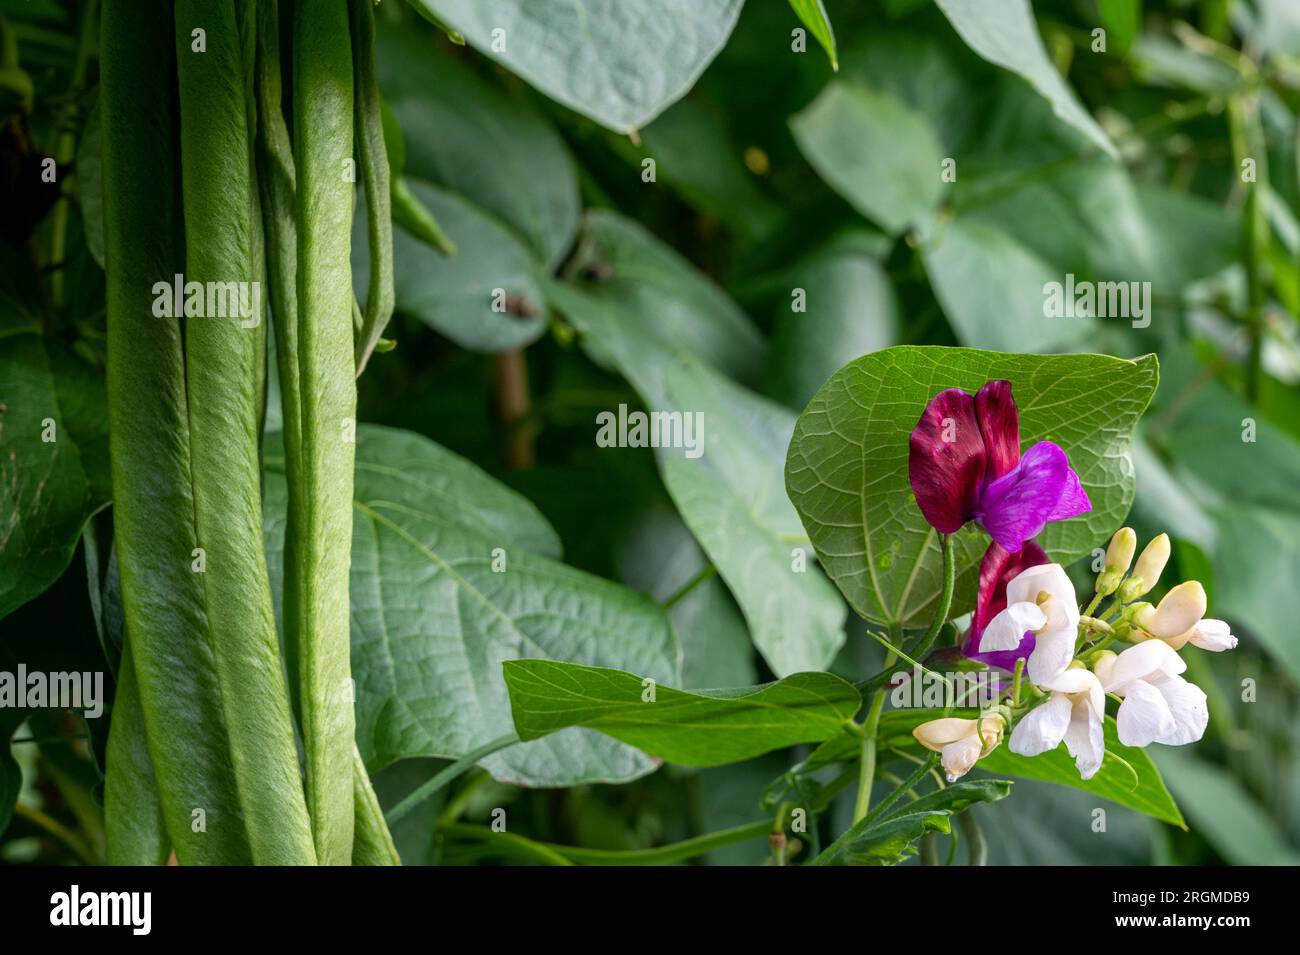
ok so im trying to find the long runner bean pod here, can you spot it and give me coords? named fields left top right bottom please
left=254, top=0, right=306, bottom=715
left=292, top=0, right=360, bottom=865
left=174, top=0, right=315, bottom=865
left=104, top=646, right=167, bottom=865
left=351, top=746, right=400, bottom=865
left=349, top=0, right=395, bottom=377
left=101, top=0, right=252, bottom=864
left=258, top=0, right=395, bottom=858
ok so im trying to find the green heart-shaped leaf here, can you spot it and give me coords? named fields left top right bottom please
left=785, top=346, right=1158, bottom=627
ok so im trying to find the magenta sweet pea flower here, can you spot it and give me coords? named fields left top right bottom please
left=964, top=540, right=1049, bottom=670
left=907, top=380, right=1091, bottom=552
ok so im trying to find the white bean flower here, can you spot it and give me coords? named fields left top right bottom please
left=977, top=563, right=1079, bottom=685
left=1093, top=642, right=1208, bottom=747
left=1009, top=667, right=1106, bottom=779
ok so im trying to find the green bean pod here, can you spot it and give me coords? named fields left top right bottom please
left=174, top=0, right=315, bottom=865
left=101, top=0, right=251, bottom=865
left=349, top=0, right=395, bottom=377
left=254, top=0, right=310, bottom=729
left=351, top=746, right=400, bottom=865
left=292, top=0, right=359, bottom=865
left=104, top=645, right=168, bottom=865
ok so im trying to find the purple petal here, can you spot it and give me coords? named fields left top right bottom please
left=975, top=441, right=1091, bottom=552
left=908, top=388, right=987, bottom=534
left=968, top=632, right=1038, bottom=672
left=974, top=380, right=1020, bottom=485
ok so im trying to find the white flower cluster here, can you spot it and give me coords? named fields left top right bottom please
left=914, top=529, right=1236, bottom=783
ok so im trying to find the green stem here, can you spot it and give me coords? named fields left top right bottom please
left=385, top=734, right=519, bottom=826
left=853, top=536, right=956, bottom=824
left=852, top=647, right=895, bottom=824
left=960, top=810, right=988, bottom=866
left=862, top=753, right=937, bottom=827
left=12, top=802, right=96, bottom=864
left=920, top=831, right=940, bottom=865
left=662, top=564, right=717, bottom=610
left=1228, top=92, right=1269, bottom=403
left=436, top=770, right=490, bottom=826
left=441, top=820, right=772, bottom=866
left=46, top=0, right=98, bottom=312
left=1081, top=590, right=1104, bottom=618
left=862, top=627, right=944, bottom=686
left=438, top=823, right=574, bottom=866
left=920, top=534, right=956, bottom=649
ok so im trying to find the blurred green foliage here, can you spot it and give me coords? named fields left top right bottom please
left=2, top=0, right=1298, bottom=866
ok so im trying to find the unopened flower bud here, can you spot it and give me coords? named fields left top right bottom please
left=1087, top=648, right=1117, bottom=674
left=912, top=715, right=1004, bottom=782
left=1096, top=527, right=1136, bottom=595
left=1134, top=580, right=1207, bottom=639
left=1118, top=533, right=1170, bottom=601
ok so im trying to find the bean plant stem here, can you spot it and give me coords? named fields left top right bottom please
left=46, top=0, right=98, bottom=312
left=662, top=563, right=718, bottom=610
left=920, top=534, right=956, bottom=649
left=13, top=802, right=96, bottom=864
left=440, top=819, right=772, bottom=866
left=854, top=534, right=956, bottom=824
left=385, top=733, right=519, bottom=826
left=862, top=753, right=937, bottom=827
left=852, top=661, right=892, bottom=825
left=960, top=810, right=987, bottom=866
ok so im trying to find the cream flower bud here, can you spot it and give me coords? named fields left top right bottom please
left=1118, top=533, right=1170, bottom=601
left=1106, top=527, right=1136, bottom=573
left=1088, top=649, right=1118, bottom=677
left=912, top=715, right=1004, bottom=782
left=1097, top=529, right=1136, bottom=594
left=1134, top=581, right=1207, bottom=639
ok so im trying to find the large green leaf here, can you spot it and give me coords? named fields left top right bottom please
left=503, top=660, right=861, bottom=767
left=1213, top=506, right=1300, bottom=682
left=766, top=232, right=901, bottom=410
left=877, top=709, right=1184, bottom=827
left=1131, top=437, right=1217, bottom=555
left=353, top=180, right=547, bottom=353
left=954, top=164, right=1239, bottom=298
left=0, top=335, right=109, bottom=621
left=635, top=95, right=783, bottom=242
left=935, top=0, right=1116, bottom=157
left=615, top=506, right=756, bottom=690
left=1155, top=355, right=1300, bottom=514
left=1153, top=749, right=1300, bottom=865
left=790, top=81, right=945, bottom=235
left=375, top=23, right=579, bottom=269
left=922, top=216, right=1089, bottom=353
left=407, top=0, right=744, bottom=132
left=264, top=425, right=680, bottom=788
left=549, top=282, right=847, bottom=676
left=565, top=210, right=767, bottom=384
left=785, top=346, right=1159, bottom=627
